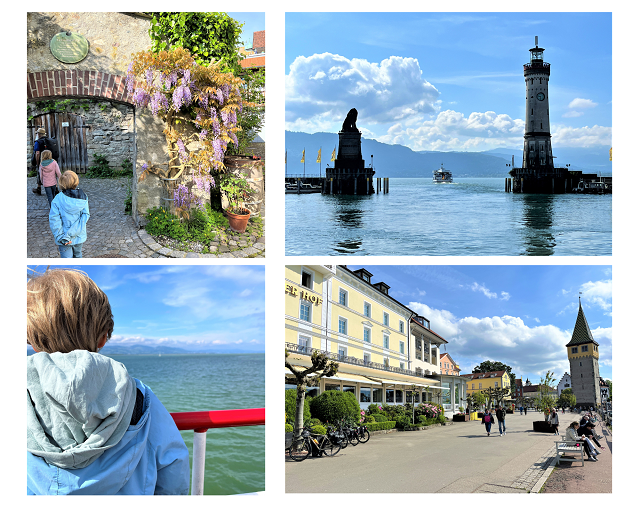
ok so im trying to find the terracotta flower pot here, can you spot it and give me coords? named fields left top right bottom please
left=226, top=208, right=250, bottom=233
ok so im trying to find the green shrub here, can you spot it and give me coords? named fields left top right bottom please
left=285, top=389, right=311, bottom=426
left=372, top=413, right=387, bottom=423
left=309, top=424, right=327, bottom=436
left=86, top=154, right=132, bottom=178
left=310, top=390, right=360, bottom=424
left=145, top=206, right=188, bottom=240
left=285, top=423, right=293, bottom=433
left=381, top=404, right=406, bottom=420
left=367, top=404, right=383, bottom=415
left=364, top=415, right=376, bottom=423
left=417, top=414, right=427, bottom=424
left=367, top=421, right=396, bottom=432
left=395, top=415, right=412, bottom=431
left=308, top=418, right=322, bottom=427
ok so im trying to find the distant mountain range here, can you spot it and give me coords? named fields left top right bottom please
left=285, top=131, right=612, bottom=178
left=26, top=345, right=263, bottom=355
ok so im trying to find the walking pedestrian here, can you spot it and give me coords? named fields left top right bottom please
left=524, top=406, right=527, bottom=415
left=519, top=406, right=523, bottom=415
left=49, top=171, right=90, bottom=258
left=38, top=150, right=61, bottom=207
left=548, top=408, right=559, bottom=435
left=495, top=405, right=507, bottom=436
left=481, top=409, right=495, bottom=436
left=31, top=127, right=47, bottom=195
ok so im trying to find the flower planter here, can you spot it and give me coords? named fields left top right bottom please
left=452, top=414, right=470, bottom=422
left=223, top=155, right=264, bottom=217
left=532, top=420, right=556, bottom=433
left=225, top=208, right=250, bottom=233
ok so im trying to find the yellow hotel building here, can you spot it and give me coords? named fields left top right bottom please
left=285, top=265, right=448, bottom=408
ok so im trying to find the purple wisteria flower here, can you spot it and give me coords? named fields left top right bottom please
left=211, top=117, right=221, bottom=138
left=211, top=138, right=224, bottom=162
left=172, top=85, right=192, bottom=111
left=132, top=88, right=150, bottom=108
left=199, top=129, right=208, bottom=141
left=221, top=110, right=230, bottom=126
left=229, top=131, right=238, bottom=146
left=221, top=84, right=230, bottom=100
left=145, top=68, right=154, bottom=86
left=150, top=91, right=168, bottom=116
left=215, top=88, right=224, bottom=104
left=141, top=163, right=148, bottom=171
left=176, top=139, right=188, bottom=163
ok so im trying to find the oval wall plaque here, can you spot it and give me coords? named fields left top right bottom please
left=50, top=31, right=89, bottom=64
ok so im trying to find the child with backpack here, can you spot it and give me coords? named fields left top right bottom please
left=38, top=149, right=61, bottom=207
left=31, top=128, right=59, bottom=195
left=481, top=409, right=495, bottom=436
left=49, top=171, right=90, bottom=258
left=27, top=268, right=190, bottom=494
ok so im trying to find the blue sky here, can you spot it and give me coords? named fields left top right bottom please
left=28, top=265, right=265, bottom=352
left=285, top=12, right=612, bottom=152
left=354, top=265, right=612, bottom=382
left=228, top=12, right=265, bottom=49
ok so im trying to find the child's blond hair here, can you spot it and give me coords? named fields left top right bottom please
left=59, top=171, right=79, bottom=190
left=41, top=150, right=52, bottom=161
left=27, top=269, right=114, bottom=353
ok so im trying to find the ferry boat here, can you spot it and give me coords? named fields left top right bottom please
left=433, top=164, right=453, bottom=183
left=285, top=182, right=322, bottom=194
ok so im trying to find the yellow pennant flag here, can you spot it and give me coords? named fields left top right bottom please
left=609, top=148, right=612, bottom=161
left=330, top=146, right=336, bottom=161
left=317, top=148, right=322, bottom=163
left=301, top=149, right=305, bottom=163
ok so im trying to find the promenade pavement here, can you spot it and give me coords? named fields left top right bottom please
left=285, top=411, right=606, bottom=493
left=27, top=177, right=265, bottom=258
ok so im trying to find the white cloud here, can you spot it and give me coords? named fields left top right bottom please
left=551, top=124, right=612, bottom=147
left=581, top=279, right=612, bottom=314
left=568, top=98, right=598, bottom=109
left=406, top=301, right=611, bottom=379
left=286, top=52, right=440, bottom=132
left=500, top=292, right=511, bottom=301
left=471, top=282, right=497, bottom=299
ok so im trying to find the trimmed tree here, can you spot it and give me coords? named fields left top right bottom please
left=285, top=349, right=338, bottom=443
left=473, top=360, right=517, bottom=391
left=535, top=371, right=557, bottom=420
left=481, top=384, right=512, bottom=409
left=556, top=388, right=577, bottom=409
left=309, top=390, right=360, bottom=424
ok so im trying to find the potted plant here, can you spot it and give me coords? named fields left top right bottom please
left=220, top=173, right=251, bottom=233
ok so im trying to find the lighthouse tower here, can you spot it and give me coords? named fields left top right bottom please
left=523, top=36, right=554, bottom=171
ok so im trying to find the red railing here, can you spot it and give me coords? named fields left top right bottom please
left=169, top=408, right=265, bottom=495
left=170, top=408, right=265, bottom=432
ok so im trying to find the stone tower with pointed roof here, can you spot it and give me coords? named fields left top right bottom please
left=566, top=298, right=601, bottom=408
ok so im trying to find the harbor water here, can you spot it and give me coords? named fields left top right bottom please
left=285, top=177, right=612, bottom=256
left=108, top=353, right=265, bottom=495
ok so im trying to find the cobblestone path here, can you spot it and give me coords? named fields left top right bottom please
left=27, top=177, right=265, bottom=258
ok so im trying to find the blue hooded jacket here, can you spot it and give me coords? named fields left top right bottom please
left=27, top=351, right=190, bottom=495
left=49, top=189, right=90, bottom=246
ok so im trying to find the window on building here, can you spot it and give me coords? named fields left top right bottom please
left=298, top=335, right=311, bottom=353
left=299, top=301, right=311, bottom=322
left=579, top=362, right=582, bottom=367
left=338, top=345, right=347, bottom=360
left=383, top=335, right=389, bottom=349
left=325, top=383, right=340, bottom=392
left=364, top=353, right=371, bottom=365
left=363, top=327, right=371, bottom=343
left=400, top=362, right=404, bottom=370
left=339, top=289, right=348, bottom=306
left=301, top=269, right=312, bottom=289
left=581, top=345, right=588, bottom=352
left=572, top=347, right=578, bottom=354
left=343, top=385, right=355, bottom=395
left=399, top=341, right=404, bottom=354
left=495, top=382, right=499, bottom=388
left=383, top=312, right=389, bottom=326
left=373, top=388, right=383, bottom=402
left=338, top=317, right=347, bottom=335
left=396, top=389, right=403, bottom=403
left=386, top=388, right=394, bottom=403
left=383, top=357, right=389, bottom=367
left=360, top=387, right=371, bottom=403
left=479, top=383, right=482, bottom=389
left=399, top=320, right=404, bottom=333
left=364, top=302, right=371, bottom=318
left=472, top=384, right=475, bottom=390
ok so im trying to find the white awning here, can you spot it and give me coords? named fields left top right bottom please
left=326, top=372, right=375, bottom=384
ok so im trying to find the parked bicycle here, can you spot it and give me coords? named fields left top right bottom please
left=288, top=427, right=341, bottom=461
left=357, top=423, right=370, bottom=443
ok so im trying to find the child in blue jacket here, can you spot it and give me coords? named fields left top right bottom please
left=27, top=269, right=190, bottom=495
left=49, top=171, right=90, bottom=258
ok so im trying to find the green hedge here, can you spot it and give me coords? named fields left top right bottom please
left=367, top=421, right=396, bottom=431
left=309, top=424, right=327, bottom=436
left=372, top=413, right=387, bottom=423
left=285, top=423, right=293, bottom=433
left=310, top=390, right=360, bottom=424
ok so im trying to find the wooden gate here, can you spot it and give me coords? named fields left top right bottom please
left=31, top=113, right=89, bottom=173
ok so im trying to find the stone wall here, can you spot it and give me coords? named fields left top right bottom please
left=27, top=99, right=134, bottom=170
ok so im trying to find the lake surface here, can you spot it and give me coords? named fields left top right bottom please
left=108, top=353, right=264, bottom=495
left=285, top=178, right=612, bottom=256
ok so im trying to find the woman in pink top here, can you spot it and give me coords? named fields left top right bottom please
left=39, top=150, right=61, bottom=207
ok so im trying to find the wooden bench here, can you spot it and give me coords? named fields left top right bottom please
left=555, top=436, right=585, bottom=466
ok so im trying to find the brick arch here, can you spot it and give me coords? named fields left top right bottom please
left=27, top=70, right=135, bottom=106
